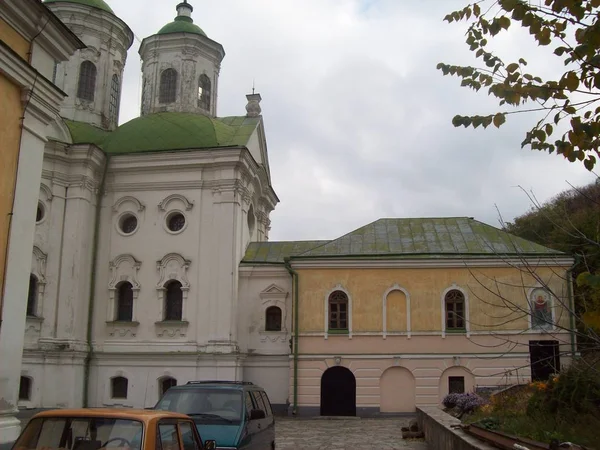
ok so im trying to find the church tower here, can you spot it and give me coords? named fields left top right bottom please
left=139, top=1, right=225, bottom=117
left=43, top=0, right=134, bottom=130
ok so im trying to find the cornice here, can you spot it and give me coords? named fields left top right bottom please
left=238, top=265, right=289, bottom=278
left=289, top=256, right=574, bottom=269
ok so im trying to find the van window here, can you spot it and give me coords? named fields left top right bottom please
left=251, top=391, right=266, bottom=415
left=156, top=388, right=243, bottom=424
left=179, top=421, right=200, bottom=450
left=158, top=423, right=180, bottom=450
left=244, top=391, right=255, bottom=416
left=259, top=391, right=273, bottom=416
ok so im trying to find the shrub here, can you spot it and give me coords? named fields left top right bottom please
left=442, top=392, right=487, bottom=414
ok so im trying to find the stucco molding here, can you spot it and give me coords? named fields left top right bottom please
left=324, top=284, right=353, bottom=340
left=39, top=184, right=54, bottom=202
left=30, top=246, right=48, bottom=318
left=440, top=284, right=471, bottom=338
left=158, top=194, right=194, bottom=212
left=112, top=195, right=146, bottom=213
left=107, top=254, right=141, bottom=322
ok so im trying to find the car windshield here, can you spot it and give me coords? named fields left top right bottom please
left=156, top=388, right=243, bottom=423
left=12, top=417, right=143, bottom=450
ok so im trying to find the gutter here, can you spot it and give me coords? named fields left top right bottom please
left=566, top=256, right=580, bottom=359
left=283, top=258, right=298, bottom=415
left=83, top=154, right=110, bottom=407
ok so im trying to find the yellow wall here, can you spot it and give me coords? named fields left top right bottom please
left=297, top=266, right=570, bottom=333
left=0, top=18, right=29, bottom=60
left=0, top=18, right=28, bottom=312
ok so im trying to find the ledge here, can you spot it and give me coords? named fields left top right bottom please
left=106, top=321, right=140, bottom=338
left=417, top=406, right=495, bottom=450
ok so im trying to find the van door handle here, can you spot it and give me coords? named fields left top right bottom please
left=257, top=423, right=261, bottom=429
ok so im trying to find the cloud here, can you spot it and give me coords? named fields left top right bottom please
left=110, top=0, right=597, bottom=241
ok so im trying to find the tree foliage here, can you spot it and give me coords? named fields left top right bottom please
left=438, top=0, right=600, bottom=170
left=505, top=180, right=600, bottom=335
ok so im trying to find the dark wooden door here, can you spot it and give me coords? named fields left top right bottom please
left=320, top=366, right=356, bottom=416
left=529, top=340, right=560, bottom=381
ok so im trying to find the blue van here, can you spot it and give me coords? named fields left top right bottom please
left=154, top=381, right=275, bottom=450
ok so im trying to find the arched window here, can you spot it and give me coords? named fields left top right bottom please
left=109, top=74, right=120, bottom=124
left=198, top=74, right=211, bottom=110
left=77, top=61, right=97, bottom=101
left=116, top=282, right=133, bottom=322
left=19, top=376, right=32, bottom=401
left=445, top=290, right=465, bottom=330
left=160, top=377, right=177, bottom=397
left=111, top=376, right=128, bottom=399
left=328, top=291, right=348, bottom=330
left=530, top=288, right=553, bottom=329
left=164, top=280, right=183, bottom=321
left=159, top=69, right=177, bottom=104
left=27, top=275, right=37, bottom=317
left=265, top=306, right=282, bottom=331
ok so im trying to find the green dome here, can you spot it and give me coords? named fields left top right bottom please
left=102, top=113, right=236, bottom=154
left=157, top=16, right=206, bottom=37
left=44, top=0, right=114, bottom=14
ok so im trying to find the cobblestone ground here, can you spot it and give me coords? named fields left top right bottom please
left=275, top=417, right=429, bottom=450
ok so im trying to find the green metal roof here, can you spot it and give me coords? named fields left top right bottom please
left=63, top=113, right=260, bottom=155
left=44, top=0, right=114, bottom=14
left=242, top=241, right=330, bottom=264
left=295, top=217, right=562, bottom=259
left=157, top=16, right=206, bottom=37
left=64, top=120, right=110, bottom=147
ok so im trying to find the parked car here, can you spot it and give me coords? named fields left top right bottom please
left=8, top=408, right=216, bottom=450
left=154, top=381, right=275, bottom=450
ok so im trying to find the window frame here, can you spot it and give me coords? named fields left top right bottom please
left=164, top=280, right=183, bottom=321
left=265, top=306, right=282, bottom=331
left=77, top=60, right=97, bottom=101
left=116, top=281, right=134, bottom=322
left=109, top=74, right=120, bottom=125
left=159, top=69, right=178, bottom=104
left=27, top=274, right=38, bottom=317
left=328, top=290, right=349, bottom=332
left=197, top=74, right=211, bottom=110
left=111, top=376, right=128, bottom=399
left=19, top=376, right=32, bottom=401
left=444, top=289, right=466, bottom=332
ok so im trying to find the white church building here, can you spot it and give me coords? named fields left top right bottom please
left=20, top=0, right=290, bottom=414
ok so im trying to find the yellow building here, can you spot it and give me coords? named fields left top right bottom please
left=0, top=0, right=83, bottom=441
left=244, top=217, right=575, bottom=416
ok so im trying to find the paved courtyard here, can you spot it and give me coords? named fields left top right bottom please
left=275, top=417, right=429, bottom=450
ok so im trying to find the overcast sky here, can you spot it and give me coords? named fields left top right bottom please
left=110, top=0, right=597, bottom=242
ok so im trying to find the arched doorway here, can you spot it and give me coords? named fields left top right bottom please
left=320, top=366, right=356, bottom=416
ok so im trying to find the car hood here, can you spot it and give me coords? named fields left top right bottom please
left=195, top=423, right=242, bottom=448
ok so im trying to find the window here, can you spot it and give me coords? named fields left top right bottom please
left=27, top=275, right=37, bottom=317
left=164, top=281, right=183, bottom=321
left=244, top=391, right=255, bottom=416
left=119, top=214, right=138, bottom=234
left=159, top=69, right=177, bottom=104
left=77, top=61, right=97, bottom=101
left=36, top=202, right=45, bottom=223
left=251, top=391, right=266, bottom=414
left=198, top=74, right=211, bottom=110
left=448, top=376, right=465, bottom=394
left=445, top=289, right=465, bottom=330
left=328, top=290, right=348, bottom=330
left=111, top=376, right=128, bottom=399
left=19, top=376, right=32, bottom=401
left=160, top=377, right=177, bottom=397
left=178, top=422, right=200, bottom=450
left=530, top=288, right=553, bottom=329
left=158, top=423, right=180, bottom=450
left=265, top=306, right=282, bottom=331
left=259, top=391, right=272, bottom=416
left=109, top=74, right=120, bottom=125
left=166, top=212, right=186, bottom=233
left=116, top=282, right=134, bottom=322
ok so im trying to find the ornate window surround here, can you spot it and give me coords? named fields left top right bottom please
left=155, top=253, right=191, bottom=330
left=28, top=246, right=47, bottom=319
left=107, top=254, right=141, bottom=323
left=440, top=284, right=470, bottom=338
left=382, top=284, right=411, bottom=339
left=324, top=284, right=352, bottom=340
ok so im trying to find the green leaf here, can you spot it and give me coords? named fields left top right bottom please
left=506, top=63, right=519, bottom=73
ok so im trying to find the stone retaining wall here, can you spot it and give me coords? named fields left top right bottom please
left=416, top=406, right=495, bottom=450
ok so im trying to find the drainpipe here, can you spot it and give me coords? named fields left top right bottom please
left=566, top=256, right=580, bottom=360
left=284, top=258, right=298, bottom=415
left=83, top=154, right=110, bottom=407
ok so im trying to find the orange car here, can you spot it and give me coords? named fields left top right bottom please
left=10, top=409, right=216, bottom=450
